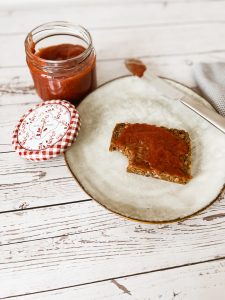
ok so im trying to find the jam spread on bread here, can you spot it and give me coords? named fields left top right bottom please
left=110, top=123, right=192, bottom=184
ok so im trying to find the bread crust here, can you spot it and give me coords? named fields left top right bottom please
left=109, top=123, right=192, bottom=184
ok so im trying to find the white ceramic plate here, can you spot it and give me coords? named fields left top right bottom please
left=65, top=76, right=225, bottom=222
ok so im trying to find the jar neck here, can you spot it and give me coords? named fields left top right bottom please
left=25, top=22, right=94, bottom=73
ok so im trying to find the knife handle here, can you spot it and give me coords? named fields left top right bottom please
left=180, top=97, right=225, bottom=134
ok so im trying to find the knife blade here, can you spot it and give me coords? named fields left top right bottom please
left=143, top=70, right=225, bottom=134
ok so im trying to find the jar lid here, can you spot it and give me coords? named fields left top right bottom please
left=12, top=100, right=80, bottom=161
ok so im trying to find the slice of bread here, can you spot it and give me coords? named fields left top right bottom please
left=109, top=123, right=192, bottom=184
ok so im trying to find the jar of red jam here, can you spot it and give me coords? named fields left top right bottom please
left=25, top=21, right=96, bottom=105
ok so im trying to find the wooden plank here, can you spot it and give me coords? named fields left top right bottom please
left=1, top=0, right=223, bottom=12
left=10, top=259, right=225, bottom=300
left=0, top=199, right=225, bottom=297
left=0, top=23, right=225, bottom=68
left=1, top=50, right=225, bottom=101
left=0, top=152, right=89, bottom=212
left=1, top=193, right=225, bottom=245
left=0, top=1, right=224, bottom=34
left=1, top=49, right=224, bottom=97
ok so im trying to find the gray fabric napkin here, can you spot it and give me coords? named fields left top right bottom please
left=193, top=63, right=225, bottom=117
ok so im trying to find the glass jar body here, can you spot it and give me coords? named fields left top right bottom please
left=25, top=22, right=97, bottom=105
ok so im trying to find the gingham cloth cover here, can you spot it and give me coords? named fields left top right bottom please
left=12, top=100, right=80, bottom=161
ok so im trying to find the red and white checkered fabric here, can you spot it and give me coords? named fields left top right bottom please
left=12, top=100, right=80, bottom=161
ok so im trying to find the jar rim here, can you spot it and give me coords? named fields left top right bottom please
left=25, top=21, right=93, bottom=68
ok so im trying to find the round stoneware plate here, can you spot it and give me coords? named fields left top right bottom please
left=65, top=76, right=225, bottom=222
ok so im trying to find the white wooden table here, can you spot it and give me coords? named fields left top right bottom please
left=1, top=0, right=225, bottom=299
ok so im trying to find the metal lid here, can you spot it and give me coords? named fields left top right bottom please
left=12, top=100, right=80, bottom=161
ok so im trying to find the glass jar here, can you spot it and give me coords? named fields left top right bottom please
left=25, top=21, right=96, bottom=105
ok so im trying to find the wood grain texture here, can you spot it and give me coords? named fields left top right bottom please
left=1, top=48, right=225, bottom=99
left=1, top=0, right=224, bottom=11
left=0, top=152, right=89, bottom=211
left=0, top=1, right=224, bottom=34
left=0, top=23, right=225, bottom=68
left=10, top=259, right=225, bottom=300
left=1, top=191, right=225, bottom=245
left=0, top=198, right=225, bottom=297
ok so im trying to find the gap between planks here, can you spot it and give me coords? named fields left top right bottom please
left=1, top=23, right=225, bottom=67
left=0, top=256, right=225, bottom=299
left=1, top=48, right=225, bottom=70
left=0, top=198, right=91, bottom=217
left=1, top=20, right=225, bottom=37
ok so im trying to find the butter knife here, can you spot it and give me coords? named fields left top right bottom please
left=143, top=71, right=225, bottom=134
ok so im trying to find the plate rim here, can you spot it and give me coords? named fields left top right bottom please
left=64, top=75, right=225, bottom=223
